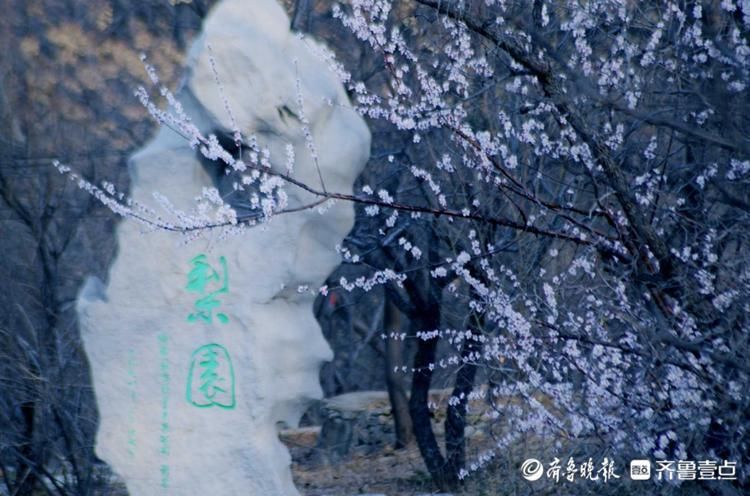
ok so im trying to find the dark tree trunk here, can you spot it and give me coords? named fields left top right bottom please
left=15, top=400, right=37, bottom=496
left=409, top=309, right=457, bottom=489
left=384, top=300, right=413, bottom=449
left=291, top=0, right=312, bottom=32
left=444, top=326, right=481, bottom=480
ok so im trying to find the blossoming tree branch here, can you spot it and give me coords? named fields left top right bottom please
left=55, top=0, right=749, bottom=490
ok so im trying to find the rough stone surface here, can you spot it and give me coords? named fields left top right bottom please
left=315, top=391, right=395, bottom=464
left=76, top=0, right=370, bottom=494
left=312, top=389, right=488, bottom=467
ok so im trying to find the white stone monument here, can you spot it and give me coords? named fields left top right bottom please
left=77, top=0, right=370, bottom=494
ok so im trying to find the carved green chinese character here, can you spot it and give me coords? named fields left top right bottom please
left=185, top=254, right=229, bottom=324
left=186, top=344, right=236, bottom=409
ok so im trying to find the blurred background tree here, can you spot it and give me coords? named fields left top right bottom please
left=0, top=2, right=217, bottom=493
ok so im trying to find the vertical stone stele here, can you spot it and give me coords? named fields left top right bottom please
left=76, top=0, right=370, bottom=493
